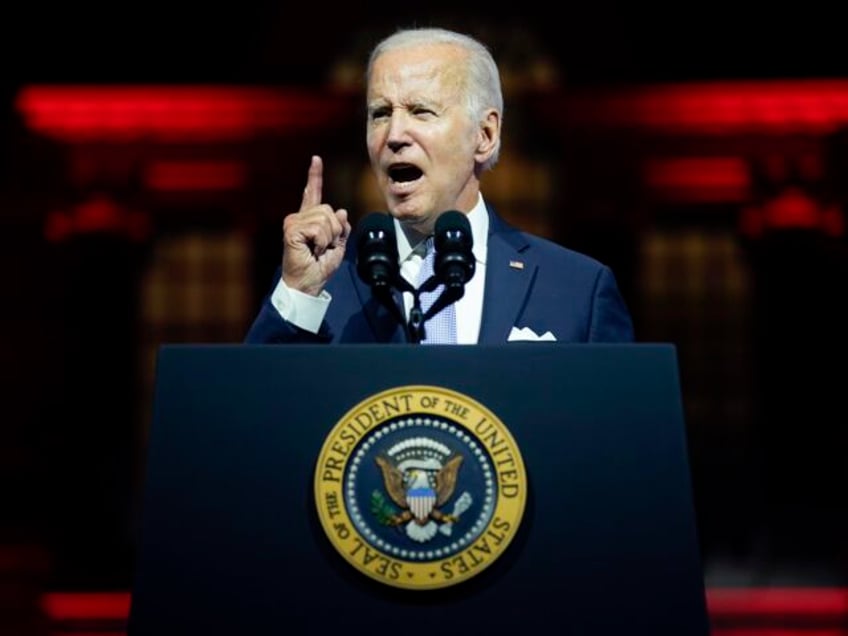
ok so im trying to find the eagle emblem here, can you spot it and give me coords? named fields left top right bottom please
left=372, top=437, right=472, bottom=543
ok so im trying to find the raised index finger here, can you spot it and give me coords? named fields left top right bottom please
left=299, top=155, right=323, bottom=211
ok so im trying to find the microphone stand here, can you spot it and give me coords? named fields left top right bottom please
left=357, top=209, right=474, bottom=344
left=368, top=274, right=463, bottom=344
left=406, top=275, right=464, bottom=344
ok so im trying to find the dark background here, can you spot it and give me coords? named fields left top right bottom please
left=4, top=2, right=848, bottom=87
left=1, top=1, right=846, bottom=623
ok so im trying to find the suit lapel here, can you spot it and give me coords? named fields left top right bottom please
left=478, top=214, right=535, bottom=344
left=348, top=262, right=408, bottom=343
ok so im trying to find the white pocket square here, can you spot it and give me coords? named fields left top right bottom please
left=507, top=326, right=557, bottom=342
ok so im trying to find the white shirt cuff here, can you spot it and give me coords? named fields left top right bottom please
left=269, top=278, right=331, bottom=334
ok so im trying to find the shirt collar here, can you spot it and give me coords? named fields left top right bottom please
left=467, top=193, right=489, bottom=266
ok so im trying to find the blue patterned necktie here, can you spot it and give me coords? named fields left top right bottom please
left=417, top=237, right=457, bottom=344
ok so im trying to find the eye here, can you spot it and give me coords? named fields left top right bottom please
left=369, top=106, right=391, bottom=121
left=411, top=105, right=436, bottom=117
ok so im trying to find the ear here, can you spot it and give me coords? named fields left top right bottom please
left=474, top=108, right=501, bottom=163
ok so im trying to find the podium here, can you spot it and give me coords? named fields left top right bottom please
left=129, top=343, right=709, bottom=635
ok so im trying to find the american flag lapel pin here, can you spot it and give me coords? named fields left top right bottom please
left=509, top=260, right=525, bottom=270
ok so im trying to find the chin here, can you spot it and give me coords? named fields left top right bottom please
left=389, top=210, right=432, bottom=235
left=388, top=201, right=422, bottom=222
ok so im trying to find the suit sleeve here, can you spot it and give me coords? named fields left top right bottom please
left=587, top=266, right=635, bottom=343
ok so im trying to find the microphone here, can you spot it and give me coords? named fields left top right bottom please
left=355, top=212, right=399, bottom=291
left=354, top=210, right=473, bottom=344
left=355, top=212, right=409, bottom=332
left=434, top=210, right=475, bottom=290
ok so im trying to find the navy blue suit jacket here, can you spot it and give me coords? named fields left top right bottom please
left=245, top=206, right=635, bottom=344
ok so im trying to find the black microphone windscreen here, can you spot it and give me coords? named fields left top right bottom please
left=357, top=212, right=395, bottom=245
left=356, top=212, right=398, bottom=288
left=434, top=210, right=474, bottom=287
left=434, top=210, right=472, bottom=250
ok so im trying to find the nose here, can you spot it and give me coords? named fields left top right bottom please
left=387, top=139, right=406, bottom=153
left=386, top=111, right=410, bottom=153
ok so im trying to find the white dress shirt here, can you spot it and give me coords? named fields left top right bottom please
left=270, top=194, right=489, bottom=344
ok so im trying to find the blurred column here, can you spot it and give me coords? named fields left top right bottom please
left=740, top=150, right=847, bottom=572
left=1, top=82, right=68, bottom=634
left=42, top=187, right=151, bottom=589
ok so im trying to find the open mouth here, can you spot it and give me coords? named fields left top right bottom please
left=388, top=164, right=423, bottom=183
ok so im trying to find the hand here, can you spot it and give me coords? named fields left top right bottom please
left=281, top=156, right=351, bottom=296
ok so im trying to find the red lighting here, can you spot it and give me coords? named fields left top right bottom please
left=44, top=193, right=151, bottom=243
left=145, top=160, right=247, bottom=191
left=739, top=187, right=846, bottom=238
left=541, top=80, right=848, bottom=134
left=38, top=587, right=848, bottom=634
left=707, top=587, right=848, bottom=620
left=42, top=591, right=131, bottom=621
left=15, top=85, right=356, bottom=142
left=643, top=156, right=751, bottom=202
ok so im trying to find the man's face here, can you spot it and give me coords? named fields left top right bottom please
left=366, top=43, right=483, bottom=236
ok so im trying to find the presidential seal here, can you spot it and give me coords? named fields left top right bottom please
left=314, top=385, right=526, bottom=590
